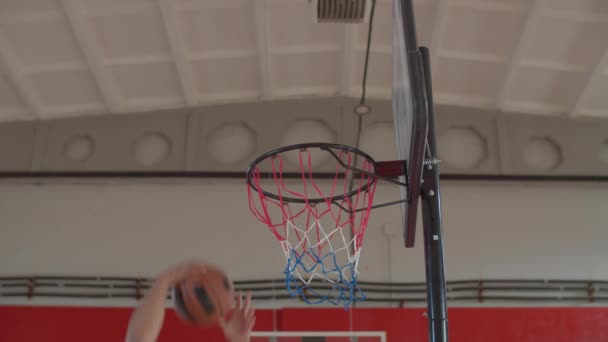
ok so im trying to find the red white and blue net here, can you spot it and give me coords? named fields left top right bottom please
left=247, top=144, right=377, bottom=308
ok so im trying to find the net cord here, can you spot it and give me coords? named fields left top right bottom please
left=247, top=148, right=377, bottom=308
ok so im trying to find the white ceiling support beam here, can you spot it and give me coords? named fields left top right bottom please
left=253, top=0, right=272, bottom=99
left=158, top=0, right=197, bottom=106
left=60, top=0, right=121, bottom=112
left=340, top=24, right=355, bottom=97
left=569, top=46, right=608, bottom=117
left=496, top=1, right=540, bottom=109
left=0, top=30, right=43, bottom=118
left=429, top=0, right=450, bottom=73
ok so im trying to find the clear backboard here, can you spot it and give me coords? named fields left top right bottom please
left=392, top=0, right=428, bottom=248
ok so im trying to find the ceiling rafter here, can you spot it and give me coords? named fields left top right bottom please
left=60, top=0, right=121, bottom=112
left=495, top=1, right=540, bottom=109
left=253, top=0, right=272, bottom=99
left=158, top=0, right=197, bottom=106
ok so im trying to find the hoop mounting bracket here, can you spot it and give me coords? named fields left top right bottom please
left=376, top=160, right=407, bottom=178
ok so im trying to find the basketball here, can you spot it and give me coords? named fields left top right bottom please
left=172, top=265, right=235, bottom=326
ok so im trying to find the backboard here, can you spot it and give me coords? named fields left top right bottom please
left=392, top=0, right=429, bottom=247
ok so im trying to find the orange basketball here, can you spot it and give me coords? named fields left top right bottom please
left=172, top=265, right=235, bottom=326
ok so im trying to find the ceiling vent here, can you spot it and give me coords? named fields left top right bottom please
left=312, top=0, right=372, bottom=23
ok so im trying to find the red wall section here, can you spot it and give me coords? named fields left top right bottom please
left=449, top=308, right=608, bottom=342
left=1, top=306, right=607, bottom=342
left=0, top=306, right=276, bottom=342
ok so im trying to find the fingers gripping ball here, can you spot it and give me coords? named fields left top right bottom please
left=172, top=266, right=235, bottom=326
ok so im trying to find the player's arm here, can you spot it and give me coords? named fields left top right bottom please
left=125, top=261, right=206, bottom=342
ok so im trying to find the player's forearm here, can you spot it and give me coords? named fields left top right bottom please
left=125, top=276, right=171, bottom=342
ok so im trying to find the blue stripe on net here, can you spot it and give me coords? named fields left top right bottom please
left=283, top=246, right=366, bottom=309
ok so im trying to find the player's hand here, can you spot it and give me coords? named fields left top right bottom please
left=219, top=292, right=256, bottom=342
left=157, top=260, right=208, bottom=286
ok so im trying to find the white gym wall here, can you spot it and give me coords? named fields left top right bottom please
left=1, top=180, right=606, bottom=282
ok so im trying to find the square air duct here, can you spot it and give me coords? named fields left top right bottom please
left=312, top=0, right=372, bottom=23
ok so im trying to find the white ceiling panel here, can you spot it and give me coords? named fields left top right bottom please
left=192, top=57, right=259, bottom=100
left=111, top=61, right=182, bottom=105
left=353, top=51, right=392, bottom=90
left=269, top=2, right=342, bottom=49
left=2, top=15, right=82, bottom=67
left=441, top=5, right=525, bottom=59
left=29, top=68, right=102, bottom=108
left=507, top=66, right=587, bottom=114
left=523, top=15, right=608, bottom=69
left=179, top=5, right=256, bottom=55
left=435, top=56, right=504, bottom=104
left=89, top=7, right=169, bottom=60
left=272, top=51, right=340, bottom=94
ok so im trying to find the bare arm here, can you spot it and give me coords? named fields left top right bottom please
left=125, top=261, right=205, bottom=342
left=125, top=276, right=171, bottom=342
left=125, top=261, right=255, bottom=342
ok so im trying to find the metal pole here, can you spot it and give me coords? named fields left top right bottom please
left=420, top=46, right=449, bottom=342
left=398, top=0, right=449, bottom=340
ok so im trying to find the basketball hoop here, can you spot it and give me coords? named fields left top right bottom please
left=246, top=143, right=406, bottom=308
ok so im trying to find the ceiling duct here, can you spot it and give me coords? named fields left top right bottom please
left=312, top=0, right=371, bottom=23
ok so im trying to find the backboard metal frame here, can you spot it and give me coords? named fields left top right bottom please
left=392, top=0, right=428, bottom=248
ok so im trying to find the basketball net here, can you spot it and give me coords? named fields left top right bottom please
left=247, top=146, right=377, bottom=308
